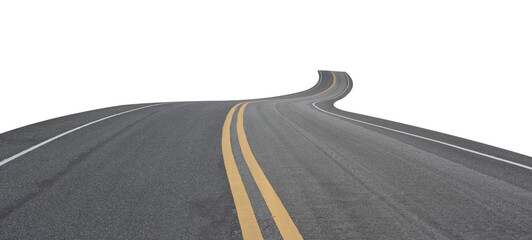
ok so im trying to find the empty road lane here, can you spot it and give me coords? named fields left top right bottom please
left=1, top=71, right=531, bottom=239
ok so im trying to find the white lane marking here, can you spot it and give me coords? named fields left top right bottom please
left=0, top=103, right=166, bottom=168
left=312, top=75, right=532, bottom=171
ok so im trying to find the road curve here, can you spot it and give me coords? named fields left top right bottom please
left=1, top=71, right=531, bottom=239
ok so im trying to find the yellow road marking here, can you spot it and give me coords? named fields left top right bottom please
left=235, top=71, right=337, bottom=239
left=237, top=102, right=302, bottom=239
left=222, top=72, right=337, bottom=239
left=221, top=103, right=263, bottom=240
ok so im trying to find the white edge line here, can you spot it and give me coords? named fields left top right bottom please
left=0, top=103, right=166, bottom=168
left=312, top=75, right=532, bottom=171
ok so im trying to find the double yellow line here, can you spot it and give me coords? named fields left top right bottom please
left=221, top=72, right=337, bottom=239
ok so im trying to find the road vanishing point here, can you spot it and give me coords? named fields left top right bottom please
left=1, top=71, right=531, bottom=239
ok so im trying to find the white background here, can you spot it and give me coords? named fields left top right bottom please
left=1, top=1, right=531, bottom=156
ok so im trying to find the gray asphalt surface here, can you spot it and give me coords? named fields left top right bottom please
left=1, top=71, right=531, bottom=239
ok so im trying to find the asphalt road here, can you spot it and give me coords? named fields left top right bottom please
left=1, top=71, right=530, bottom=239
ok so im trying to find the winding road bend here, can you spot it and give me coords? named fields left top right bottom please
left=1, top=71, right=531, bottom=239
